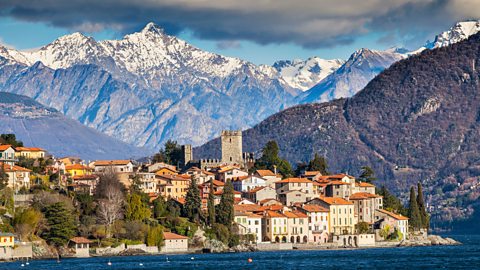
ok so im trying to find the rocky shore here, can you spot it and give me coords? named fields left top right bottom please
left=398, top=235, right=461, bottom=247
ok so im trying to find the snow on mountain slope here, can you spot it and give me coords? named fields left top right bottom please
left=273, top=57, right=344, bottom=91
left=0, top=23, right=299, bottom=150
left=427, top=20, right=480, bottom=49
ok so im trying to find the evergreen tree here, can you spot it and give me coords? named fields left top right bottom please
left=183, top=176, right=202, bottom=223
left=125, top=192, right=151, bottom=222
left=359, top=166, right=377, bottom=183
left=377, top=186, right=407, bottom=215
left=153, top=195, right=167, bottom=219
left=42, top=202, right=76, bottom=246
left=307, top=153, right=329, bottom=175
left=417, top=182, right=429, bottom=229
left=255, top=140, right=293, bottom=178
left=294, top=162, right=308, bottom=177
left=0, top=163, right=8, bottom=189
left=0, top=134, right=23, bottom=147
left=407, top=186, right=422, bottom=230
left=216, top=179, right=234, bottom=226
left=207, top=181, right=215, bottom=225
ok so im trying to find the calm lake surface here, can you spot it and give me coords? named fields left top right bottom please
left=2, top=235, right=478, bottom=269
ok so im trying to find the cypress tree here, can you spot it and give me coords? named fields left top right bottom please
left=308, top=153, right=329, bottom=175
left=417, top=182, right=429, bottom=229
left=216, top=179, right=234, bottom=226
left=42, top=202, right=76, bottom=246
left=0, top=163, right=8, bottom=189
left=183, top=176, right=201, bottom=223
left=408, top=186, right=421, bottom=230
left=207, top=181, right=215, bottom=225
left=359, top=166, right=377, bottom=183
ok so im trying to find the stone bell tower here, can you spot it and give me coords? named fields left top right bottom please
left=221, top=130, right=243, bottom=165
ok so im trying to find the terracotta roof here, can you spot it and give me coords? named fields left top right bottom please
left=231, top=176, right=250, bottom=182
left=317, top=197, right=353, bottom=205
left=218, top=166, right=242, bottom=173
left=157, top=174, right=190, bottom=182
left=0, top=162, right=31, bottom=172
left=14, top=147, right=45, bottom=152
left=304, top=171, right=321, bottom=176
left=247, top=186, right=266, bottom=193
left=349, top=192, right=381, bottom=200
left=94, top=160, right=131, bottom=166
left=283, top=211, right=307, bottom=218
left=301, top=204, right=329, bottom=212
left=209, top=180, right=225, bottom=186
left=276, top=178, right=313, bottom=184
left=247, top=213, right=263, bottom=218
left=255, top=169, right=276, bottom=177
left=357, top=182, right=375, bottom=187
left=292, top=211, right=308, bottom=218
left=376, top=209, right=409, bottom=220
left=70, top=237, right=92, bottom=244
left=265, top=210, right=286, bottom=218
left=234, top=204, right=262, bottom=212
left=214, top=190, right=242, bottom=195
left=0, top=145, right=13, bottom=151
left=259, top=198, right=281, bottom=205
left=259, top=205, right=284, bottom=211
left=66, top=164, right=90, bottom=170
left=327, top=180, right=350, bottom=185
left=163, top=232, right=188, bottom=240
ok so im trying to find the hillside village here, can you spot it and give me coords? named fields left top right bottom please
left=0, top=131, right=438, bottom=260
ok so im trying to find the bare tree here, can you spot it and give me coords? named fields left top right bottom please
left=95, top=168, right=125, bottom=238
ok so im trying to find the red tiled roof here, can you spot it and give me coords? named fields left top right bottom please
left=357, top=182, right=375, bottom=187
left=247, top=186, right=266, bottom=193
left=163, top=232, right=188, bottom=240
left=301, top=204, right=329, bottom=212
left=349, top=192, right=381, bottom=200
left=14, top=147, right=45, bottom=152
left=318, top=197, right=353, bottom=205
left=94, top=160, right=131, bottom=166
left=234, top=204, right=262, bottom=212
left=265, top=210, right=285, bottom=218
left=0, top=145, right=13, bottom=151
left=66, top=164, right=90, bottom=170
left=304, top=171, right=321, bottom=176
left=255, top=169, right=276, bottom=177
left=376, top=209, right=409, bottom=220
left=276, top=178, right=313, bottom=184
left=0, top=162, right=31, bottom=172
left=70, top=237, right=92, bottom=244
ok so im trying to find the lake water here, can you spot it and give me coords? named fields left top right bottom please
left=2, top=235, right=479, bottom=269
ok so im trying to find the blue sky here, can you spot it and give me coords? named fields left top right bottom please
left=0, top=1, right=478, bottom=65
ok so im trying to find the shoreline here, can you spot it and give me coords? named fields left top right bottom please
left=1, top=235, right=460, bottom=262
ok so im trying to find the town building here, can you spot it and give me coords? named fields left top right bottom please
left=1, top=162, right=31, bottom=191
left=184, top=167, right=214, bottom=184
left=162, top=232, right=188, bottom=253
left=216, top=166, right=248, bottom=182
left=374, top=209, right=409, bottom=240
left=244, top=186, right=277, bottom=203
left=65, top=163, right=92, bottom=177
left=234, top=211, right=263, bottom=243
left=135, top=173, right=157, bottom=194
left=71, top=174, right=100, bottom=195
left=262, top=210, right=288, bottom=243
left=14, top=147, right=46, bottom=159
left=157, top=174, right=191, bottom=199
left=350, top=192, right=383, bottom=224
left=232, top=175, right=266, bottom=192
left=221, top=130, right=243, bottom=166
left=297, top=204, right=330, bottom=244
left=69, top=237, right=92, bottom=258
left=0, top=145, right=16, bottom=165
left=275, top=178, right=315, bottom=202
left=284, top=211, right=309, bottom=243
left=93, top=160, right=134, bottom=173
left=147, top=162, right=177, bottom=173
left=278, top=190, right=308, bottom=206
left=254, top=169, right=282, bottom=187
left=0, top=233, right=15, bottom=260
left=307, top=197, right=355, bottom=235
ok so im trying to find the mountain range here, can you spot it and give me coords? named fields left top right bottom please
left=0, top=20, right=479, bottom=153
left=0, top=92, right=147, bottom=160
left=195, top=31, right=480, bottom=226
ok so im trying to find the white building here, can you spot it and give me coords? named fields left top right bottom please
left=232, top=175, right=267, bottom=192
left=375, top=209, right=409, bottom=240
left=162, top=232, right=188, bottom=253
left=93, top=160, right=134, bottom=173
left=234, top=212, right=263, bottom=243
left=0, top=162, right=31, bottom=191
left=297, top=204, right=330, bottom=244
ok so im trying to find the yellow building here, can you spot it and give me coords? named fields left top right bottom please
left=308, top=197, right=355, bottom=235
left=262, top=210, right=288, bottom=243
left=0, top=233, right=15, bottom=247
left=65, top=164, right=92, bottom=177
left=14, top=147, right=46, bottom=159
left=157, top=174, right=191, bottom=199
left=154, top=167, right=178, bottom=176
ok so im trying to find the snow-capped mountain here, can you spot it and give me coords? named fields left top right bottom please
left=296, top=48, right=406, bottom=103
left=0, top=23, right=299, bottom=150
left=273, top=57, right=344, bottom=91
left=427, top=20, right=480, bottom=49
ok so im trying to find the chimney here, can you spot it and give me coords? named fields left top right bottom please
left=273, top=165, right=277, bottom=175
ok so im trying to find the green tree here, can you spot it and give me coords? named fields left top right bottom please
left=183, top=176, right=202, bottom=223
left=255, top=140, right=293, bottom=178
left=42, top=202, right=76, bottom=246
left=0, top=162, right=8, bottom=189
left=407, top=186, right=422, bottom=230
left=125, top=193, right=151, bottom=222
left=216, top=179, right=234, bottom=226
left=307, top=153, right=329, bottom=175
left=146, top=226, right=164, bottom=248
left=356, top=221, right=370, bottom=234
left=359, top=166, right=377, bottom=183
left=417, top=182, right=429, bottom=229
left=207, top=181, right=215, bottom=226
left=13, top=207, right=43, bottom=241
left=0, top=134, right=23, bottom=147
left=153, top=196, right=167, bottom=219
left=377, top=186, right=406, bottom=215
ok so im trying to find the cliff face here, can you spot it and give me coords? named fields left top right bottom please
left=195, top=33, right=480, bottom=225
